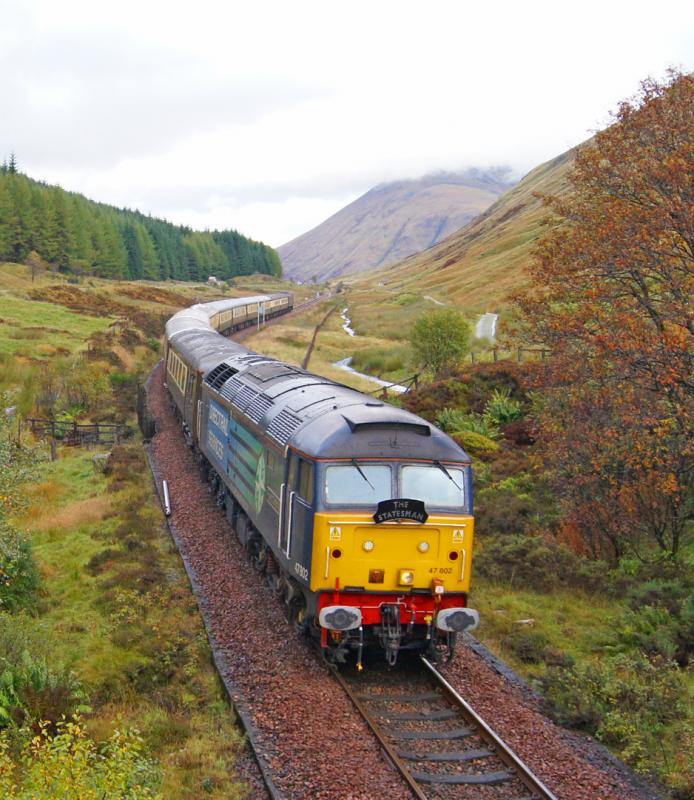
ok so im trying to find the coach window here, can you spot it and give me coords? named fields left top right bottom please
left=298, top=459, right=314, bottom=504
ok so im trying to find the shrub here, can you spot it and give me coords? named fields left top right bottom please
left=0, top=523, right=39, bottom=612
left=0, top=651, right=90, bottom=730
left=539, top=654, right=691, bottom=780
left=475, top=487, right=535, bottom=535
left=451, top=431, right=499, bottom=456
left=351, top=346, right=408, bottom=377
left=483, top=387, right=524, bottom=426
left=436, top=408, right=500, bottom=439
left=503, top=629, right=549, bottom=663
left=394, top=293, right=419, bottom=306
left=610, top=578, right=694, bottom=665
left=474, top=534, right=608, bottom=593
left=0, top=716, right=161, bottom=798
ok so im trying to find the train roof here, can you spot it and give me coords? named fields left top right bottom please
left=167, top=295, right=470, bottom=464
left=165, top=294, right=284, bottom=340
left=205, top=357, right=470, bottom=463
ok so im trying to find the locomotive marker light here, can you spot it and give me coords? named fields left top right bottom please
left=362, top=539, right=375, bottom=552
left=417, top=541, right=429, bottom=553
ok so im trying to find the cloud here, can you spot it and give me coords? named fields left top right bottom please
left=1, top=0, right=692, bottom=245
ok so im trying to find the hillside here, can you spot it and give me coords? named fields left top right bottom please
left=278, top=170, right=514, bottom=283
left=356, top=147, right=577, bottom=311
left=0, top=166, right=281, bottom=282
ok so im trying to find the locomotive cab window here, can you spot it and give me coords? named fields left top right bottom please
left=401, top=465, right=465, bottom=508
left=298, top=458, right=314, bottom=504
left=324, top=464, right=392, bottom=506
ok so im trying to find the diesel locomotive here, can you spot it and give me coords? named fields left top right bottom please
left=164, top=292, right=479, bottom=667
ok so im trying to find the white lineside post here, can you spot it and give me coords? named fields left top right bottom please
left=162, top=480, right=172, bottom=516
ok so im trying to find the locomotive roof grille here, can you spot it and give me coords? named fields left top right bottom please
left=204, top=364, right=239, bottom=391
left=245, top=393, right=274, bottom=423
left=268, top=408, right=304, bottom=444
left=220, top=375, right=247, bottom=402
left=232, top=385, right=260, bottom=412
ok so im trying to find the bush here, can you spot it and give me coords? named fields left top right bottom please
left=0, top=716, right=161, bottom=798
left=351, top=345, right=408, bottom=377
left=436, top=408, right=500, bottom=439
left=503, top=629, right=549, bottom=663
left=610, top=578, right=694, bottom=665
left=0, top=651, right=90, bottom=730
left=475, top=534, right=608, bottom=593
left=451, top=430, right=499, bottom=455
left=483, top=387, right=524, bottom=426
left=0, top=523, right=39, bottom=612
left=539, top=654, right=691, bottom=782
left=475, top=487, right=535, bottom=535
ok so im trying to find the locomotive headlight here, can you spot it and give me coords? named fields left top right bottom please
left=362, top=540, right=375, bottom=552
left=398, top=569, right=415, bottom=586
left=417, top=541, right=429, bottom=553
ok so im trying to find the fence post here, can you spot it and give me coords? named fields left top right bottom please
left=517, top=348, right=522, bottom=363
left=471, top=351, right=475, bottom=364
left=493, top=347, right=498, bottom=363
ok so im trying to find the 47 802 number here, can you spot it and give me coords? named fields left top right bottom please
left=429, top=567, right=452, bottom=574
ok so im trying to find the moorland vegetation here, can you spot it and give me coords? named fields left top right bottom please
left=0, top=271, right=309, bottom=797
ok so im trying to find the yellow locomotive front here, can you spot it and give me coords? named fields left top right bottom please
left=307, top=459, right=478, bottom=666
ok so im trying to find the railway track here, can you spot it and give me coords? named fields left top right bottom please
left=334, top=655, right=558, bottom=800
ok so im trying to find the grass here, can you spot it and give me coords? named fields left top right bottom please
left=12, top=446, right=251, bottom=799
left=469, top=575, right=621, bottom=675
left=0, top=295, right=114, bottom=358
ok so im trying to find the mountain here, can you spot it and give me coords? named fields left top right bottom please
left=278, top=169, right=515, bottom=283
left=357, top=147, right=577, bottom=311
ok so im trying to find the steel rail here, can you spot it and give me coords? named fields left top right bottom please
left=331, top=666, right=429, bottom=800
left=420, top=656, right=559, bottom=800
left=334, top=655, right=559, bottom=800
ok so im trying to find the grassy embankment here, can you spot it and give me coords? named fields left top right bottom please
left=0, top=262, right=314, bottom=796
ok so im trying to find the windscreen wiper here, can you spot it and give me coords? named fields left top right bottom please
left=352, top=458, right=375, bottom=490
left=435, top=460, right=463, bottom=491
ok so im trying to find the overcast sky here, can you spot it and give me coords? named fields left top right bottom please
left=2, top=0, right=692, bottom=247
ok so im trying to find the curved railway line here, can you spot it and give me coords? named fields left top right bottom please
left=334, top=656, right=558, bottom=800
left=140, top=294, right=649, bottom=800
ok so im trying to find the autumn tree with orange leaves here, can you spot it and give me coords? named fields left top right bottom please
left=515, top=71, right=693, bottom=562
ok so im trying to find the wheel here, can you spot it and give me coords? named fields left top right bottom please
left=248, top=535, right=268, bottom=574
left=287, top=591, right=308, bottom=637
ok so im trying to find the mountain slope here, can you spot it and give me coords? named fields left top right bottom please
left=357, top=147, right=577, bottom=311
left=278, top=170, right=514, bottom=283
